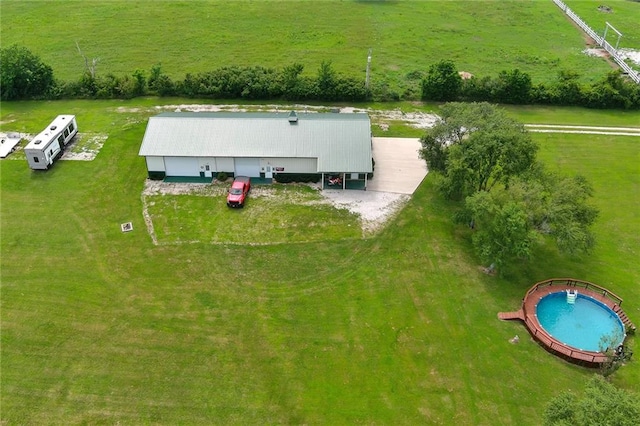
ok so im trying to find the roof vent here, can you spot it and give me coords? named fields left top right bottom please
left=288, top=111, right=298, bottom=124
left=50, top=125, right=57, bottom=131
left=35, top=140, right=42, bottom=145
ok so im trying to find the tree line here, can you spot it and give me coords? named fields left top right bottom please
left=2, top=45, right=639, bottom=109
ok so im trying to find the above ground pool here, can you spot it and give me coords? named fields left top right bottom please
left=536, top=292, right=625, bottom=352
left=499, top=279, right=635, bottom=365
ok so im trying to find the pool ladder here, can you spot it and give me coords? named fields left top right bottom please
left=566, top=289, right=578, bottom=304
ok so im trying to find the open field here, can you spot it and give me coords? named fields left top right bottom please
left=1, top=99, right=639, bottom=424
left=563, top=0, right=640, bottom=46
left=3, top=0, right=638, bottom=97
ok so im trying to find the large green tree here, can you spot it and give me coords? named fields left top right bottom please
left=420, top=102, right=538, bottom=199
left=422, top=103, right=597, bottom=272
left=461, top=171, right=598, bottom=272
left=544, top=375, right=640, bottom=426
left=526, top=172, right=598, bottom=254
left=495, top=68, right=532, bottom=104
left=462, top=190, right=539, bottom=272
left=421, top=60, right=462, bottom=101
left=0, top=44, right=56, bottom=100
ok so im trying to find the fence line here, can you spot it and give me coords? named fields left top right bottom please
left=525, top=278, right=624, bottom=306
left=551, top=0, right=640, bottom=84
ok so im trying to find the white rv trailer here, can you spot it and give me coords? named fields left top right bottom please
left=24, top=115, right=78, bottom=170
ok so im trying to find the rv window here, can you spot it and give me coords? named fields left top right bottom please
left=64, top=129, right=69, bottom=138
left=69, top=123, right=75, bottom=132
left=34, top=157, right=40, bottom=163
left=49, top=149, right=53, bottom=156
left=58, top=135, right=65, bottom=144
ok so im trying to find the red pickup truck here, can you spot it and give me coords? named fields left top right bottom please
left=226, top=176, right=251, bottom=208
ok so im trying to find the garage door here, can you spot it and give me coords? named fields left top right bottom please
left=234, top=158, right=260, bottom=177
left=164, top=157, right=200, bottom=177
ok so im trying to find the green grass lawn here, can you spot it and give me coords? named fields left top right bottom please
left=563, top=0, right=640, bottom=47
left=1, top=0, right=632, bottom=96
left=145, top=184, right=362, bottom=245
left=534, top=133, right=640, bottom=291
left=1, top=100, right=639, bottom=424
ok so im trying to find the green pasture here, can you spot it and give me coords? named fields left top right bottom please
left=1, top=100, right=639, bottom=424
left=2, top=0, right=635, bottom=95
left=564, top=0, right=640, bottom=47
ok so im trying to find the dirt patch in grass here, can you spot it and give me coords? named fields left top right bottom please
left=61, top=133, right=108, bottom=161
left=583, top=48, right=609, bottom=58
left=0, top=132, right=108, bottom=161
left=618, top=48, right=640, bottom=66
left=116, top=103, right=440, bottom=131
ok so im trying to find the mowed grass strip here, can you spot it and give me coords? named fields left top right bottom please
left=145, top=184, right=362, bottom=244
left=504, top=104, right=640, bottom=127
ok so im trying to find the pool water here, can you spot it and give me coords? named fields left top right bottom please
left=536, top=292, right=624, bottom=352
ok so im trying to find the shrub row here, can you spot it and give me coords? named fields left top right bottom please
left=56, top=62, right=370, bottom=102
left=2, top=45, right=639, bottom=109
left=422, top=60, right=640, bottom=109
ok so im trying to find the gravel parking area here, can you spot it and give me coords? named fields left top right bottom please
left=320, top=189, right=410, bottom=233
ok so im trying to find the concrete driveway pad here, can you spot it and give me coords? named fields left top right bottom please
left=368, top=137, right=428, bottom=194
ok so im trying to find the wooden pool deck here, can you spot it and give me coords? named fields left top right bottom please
left=498, top=278, right=636, bottom=367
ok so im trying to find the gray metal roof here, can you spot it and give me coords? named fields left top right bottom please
left=138, top=112, right=373, bottom=172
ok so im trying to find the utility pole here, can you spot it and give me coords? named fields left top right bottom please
left=365, top=48, right=372, bottom=89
